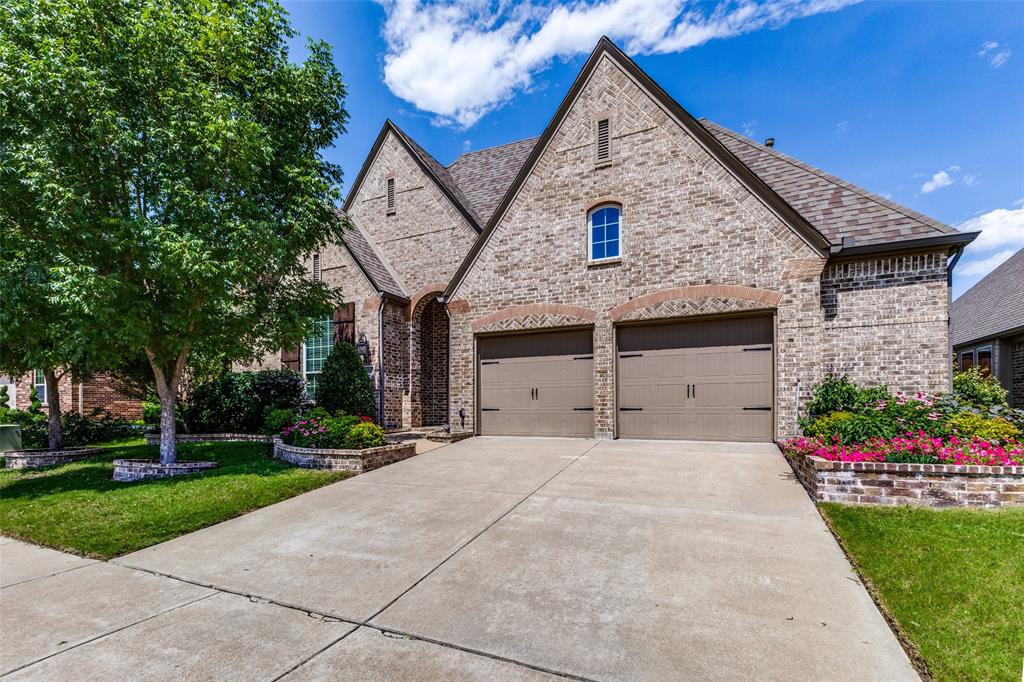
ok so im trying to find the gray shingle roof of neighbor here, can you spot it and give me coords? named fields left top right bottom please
left=339, top=219, right=406, bottom=299
left=700, top=120, right=961, bottom=247
left=950, top=247, right=1024, bottom=346
left=449, top=137, right=539, bottom=226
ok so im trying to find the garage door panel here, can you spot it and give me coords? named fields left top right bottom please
left=617, top=317, right=773, bottom=442
left=478, top=332, right=593, bottom=437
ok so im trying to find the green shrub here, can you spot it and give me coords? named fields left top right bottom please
left=60, top=413, right=136, bottom=445
left=0, top=385, right=9, bottom=409
left=141, top=401, right=161, bottom=425
left=314, top=342, right=376, bottom=419
left=803, top=411, right=856, bottom=438
left=805, top=374, right=890, bottom=418
left=988, top=405, right=1024, bottom=432
left=0, top=408, right=47, bottom=447
left=947, top=413, right=1019, bottom=443
left=183, top=369, right=305, bottom=433
left=263, top=408, right=299, bottom=435
left=28, top=386, right=42, bottom=414
left=953, top=366, right=1008, bottom=409
left=344, top=421, right=386, bottom=449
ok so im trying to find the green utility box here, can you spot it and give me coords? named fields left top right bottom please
left=0, top=425, right=23, bottom=453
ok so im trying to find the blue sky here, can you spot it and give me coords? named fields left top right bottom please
left=284, top=1, right=1024, bottom=298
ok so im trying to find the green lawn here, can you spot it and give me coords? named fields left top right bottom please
left=820, top=503, right=1024, bottom=682
left=0, top=441, right=350, bottom=559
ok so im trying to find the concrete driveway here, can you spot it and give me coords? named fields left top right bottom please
left=0, top=437, right=917, bottom=681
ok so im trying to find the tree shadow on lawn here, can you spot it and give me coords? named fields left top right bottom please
left=0, top=441, right=318, bottom=500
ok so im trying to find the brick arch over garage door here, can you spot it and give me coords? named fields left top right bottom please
left=610, top=285, right=782, bottom=322
left=471, top=303, right=598, bottom=334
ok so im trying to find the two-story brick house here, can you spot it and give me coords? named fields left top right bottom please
left=273, top=37, right=975, bottom=441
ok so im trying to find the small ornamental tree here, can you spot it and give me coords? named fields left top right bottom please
left=314, top=342, right=377, bottom=419
left=1, top=0, right=349, bottom=463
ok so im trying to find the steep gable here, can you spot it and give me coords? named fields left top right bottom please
left=446, top=38, right=830, bottom=301
left=343, top=123, right=480, bottom=294
left=951, top=247, right=1024, bottom=346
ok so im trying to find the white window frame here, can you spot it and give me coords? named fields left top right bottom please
left=34, top=369, right=46, bottom=403
left=587, top=203, right=622, bottom=264
left=302, top=316, right=332, bottom=399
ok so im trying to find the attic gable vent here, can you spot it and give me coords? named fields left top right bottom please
left=595, top=118, right=611, bottom=164
left=386, top=177, right=395, bottom=213
left=312, top=252, right=321, bottom=281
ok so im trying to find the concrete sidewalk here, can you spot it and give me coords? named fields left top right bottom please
left=0, top=438, right=918, bottom=681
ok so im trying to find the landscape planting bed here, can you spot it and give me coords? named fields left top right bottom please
left=4, top=448, right=105, bottom=469
left=273, top=440, right=416, bottom=473
left=790, top=454, right=1024, bottom=508
left=113, top=459, right=218, bottom=482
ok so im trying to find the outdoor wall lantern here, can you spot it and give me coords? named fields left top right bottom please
left=355, top=334, right=370, bottom=364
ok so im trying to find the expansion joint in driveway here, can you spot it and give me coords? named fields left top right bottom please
left=274, top=439, right=603, bottom=682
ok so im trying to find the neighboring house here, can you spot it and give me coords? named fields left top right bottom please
left=951, top=247, right=1024, bottom=408
left=0, top=372, right=141, bottom=420
left=266, top=37, right=976, bottom=441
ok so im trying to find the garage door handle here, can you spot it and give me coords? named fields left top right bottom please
left=619, top=407, right=643, bottom=411
left=619, top=353, right=643, bottom=358
left=574, top=355, right=593, bottom=360
left=742, top=347, right=771, bottom=352
left=481, top=408, right=500, bottom=412
left=743, top=406, right=772, bottom=411
left=573, top=407, right=594, bottom=411
left=481, top=360, right=500, bottom=365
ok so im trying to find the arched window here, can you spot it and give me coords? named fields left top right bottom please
left=589, top=204, right=620, bottom=262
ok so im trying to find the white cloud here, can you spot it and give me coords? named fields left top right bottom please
left=380, top=0, right=860, bottom=128
left=835, top=120, right=848, bottom=134
left=954, top=206, right=1024, bottom=288
left=962, top=173, right=979, bottom=186
left=957, top=249, right=1016, bottom=277
left=958, top=206, right=1024, bottom=252
left=920, top=170, right=953, bottom=193
left=978, top=40, right=1011, bottom=67
left=742, top=120, right=758, bottom=137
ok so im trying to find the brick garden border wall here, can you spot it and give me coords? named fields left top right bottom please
left=3, top=448, right=105, bottom=469
left=789, top=454, right=1024, bottom=508
left=144, top=433, right=275, bottom=446
left=273, top=441, right=417, bottom=473
left=113, top=459, right=219, bottom=482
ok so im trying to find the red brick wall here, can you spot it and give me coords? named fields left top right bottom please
left=9, top=371, right=140, bottom=420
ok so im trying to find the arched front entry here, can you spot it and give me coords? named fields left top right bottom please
left=409, top=292, right=449, bottom=427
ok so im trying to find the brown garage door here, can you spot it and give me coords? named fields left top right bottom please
left=617, top=316, right=773, bottom=441
left=478, top=329, right=593, bottom=437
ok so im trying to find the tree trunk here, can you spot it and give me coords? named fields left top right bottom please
left=157, top=385, right=177, bottom=465
left=43, top=368, right=63, bottom=452
left=146, top=346, right=188, bottom=465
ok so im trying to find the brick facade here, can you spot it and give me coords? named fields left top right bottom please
left=446, top=54, right=953, bottom=440
left=5, top=372, right=140, bottom=421
left=1012, top=339, right=1024, bottom=409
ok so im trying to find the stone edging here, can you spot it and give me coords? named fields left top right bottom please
left=3, top=448, right=105, bottom=469
left=144, top=433, right=275, bottom=446
left=424, top=431, right=474, bottom=443
left=788, top=454, right=1024, bottom=508
left=273, top=440, right=416, bottom=473
left=113, top=459, right=218, bottom=482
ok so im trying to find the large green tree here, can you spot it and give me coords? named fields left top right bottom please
left=0, top=0, right=349, bottom=463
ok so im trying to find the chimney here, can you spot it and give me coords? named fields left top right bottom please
left=764, top=137, right=775, bottom=148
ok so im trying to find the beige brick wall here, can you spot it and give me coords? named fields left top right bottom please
left=347, top=132, right=478, bottom=293
left=447, top=54, right=952, bottom=440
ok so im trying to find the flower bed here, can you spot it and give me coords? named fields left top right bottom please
left=782, top=434, right=1024, bottom=467
left=273, top=440, right=416, bottom=473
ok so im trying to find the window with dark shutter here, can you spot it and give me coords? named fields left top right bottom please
left=386, top=178, right=395, bottom=213
left=312, top=253, right=321, bottom=281
left=595, top=118, right=611, bottom=163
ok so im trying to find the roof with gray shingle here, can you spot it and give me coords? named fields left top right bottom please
left=700, top=120, right=960, bottom=247
left=392, top=127, right=485, bottom=228
left=449, top=137, right=539, bottom=225
left=339, top=221, right=405, bottom=299
left=951, top=247, right=1024, bottom=346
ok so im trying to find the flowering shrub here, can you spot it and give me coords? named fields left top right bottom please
left=947, top=413, right=1019, bottom=442
left=281, top=413, right=384, bottom=449
left=782, top=433, right=1024, bottom=467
